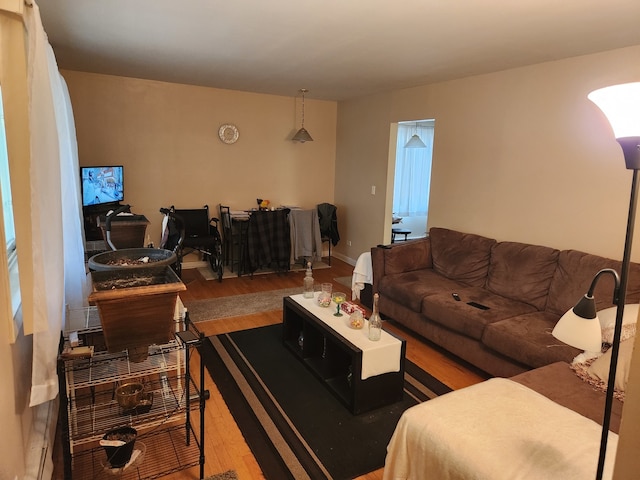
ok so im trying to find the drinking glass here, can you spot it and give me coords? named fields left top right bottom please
left=318, top=283, right=332, bottom=307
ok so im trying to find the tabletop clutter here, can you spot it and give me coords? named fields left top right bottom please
left=305, top=266, right=378, bottom=339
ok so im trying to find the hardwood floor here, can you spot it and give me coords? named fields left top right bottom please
left=53, top=257, right=487, bottom=479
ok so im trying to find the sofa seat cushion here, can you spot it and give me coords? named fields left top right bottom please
left=483, top=311, right=580, bottom=369
left=378, top=270, right=464, bottom=312
left=421, top=289, right=538, bottom=340
left=486, top=241, right=559, bottom=310
left=429, top=227, right=496, bottom=287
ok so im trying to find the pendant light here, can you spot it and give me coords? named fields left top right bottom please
left=292, top=88, right=314, bottom=143
left=405, top=123, right=426, bottom=148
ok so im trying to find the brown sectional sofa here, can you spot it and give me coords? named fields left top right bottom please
left=371, top=227, right=640, bottom=377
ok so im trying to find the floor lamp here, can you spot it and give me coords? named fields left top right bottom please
left=552, top=82, right=640, bottom=480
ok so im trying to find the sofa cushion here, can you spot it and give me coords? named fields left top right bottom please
left=482, top=311, right=580, bottom=368
left=546, top=250, right=623, bottom=317
left=381, top=238, right=432, bottom=275
left=429, top=228, right=496, bottom=287
left=486, top=241, right=559, bottom=311
left=422, top=288, right=537, bottom=340
left=378, top=270, right=463, bottom=312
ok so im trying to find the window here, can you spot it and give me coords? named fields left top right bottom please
left=0, top=85, right=21, bottom=338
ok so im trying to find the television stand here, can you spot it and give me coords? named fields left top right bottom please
left=82, top=203, right=122, bottom=241
left=96, top=213, right=149, bottom=250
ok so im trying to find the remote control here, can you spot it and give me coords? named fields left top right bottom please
left=467, top=301, right=490, bottom=310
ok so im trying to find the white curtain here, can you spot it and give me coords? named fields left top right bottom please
left=26, top=2, right=87, bottom=407
left=393, top=123, right=434, bottom=217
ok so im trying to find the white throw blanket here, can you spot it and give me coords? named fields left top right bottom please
left=383, top=378, right=617, bottom=480
left=352, top=251, right=373, bottom=300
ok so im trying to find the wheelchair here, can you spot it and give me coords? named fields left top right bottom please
left=159, top=205, right=224, bottom=282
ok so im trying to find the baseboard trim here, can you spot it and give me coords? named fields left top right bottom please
left=183, top=252, right=359, bottom=269
left=24, top=397, right=58, bottom=480
left=332, top=251, right=357, bottom=266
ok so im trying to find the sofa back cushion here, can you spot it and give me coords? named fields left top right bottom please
left=486, top=241, right=559, bottom=310
left=381, top=238, right=433, bottom=275
left=546, top=250, right=640, bottom=317
left=429, top=227, right=496, bottom=287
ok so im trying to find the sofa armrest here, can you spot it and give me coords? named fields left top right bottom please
left=371, top=239, right=433, bottom=293
left=370, top=246, right=386, bottom=294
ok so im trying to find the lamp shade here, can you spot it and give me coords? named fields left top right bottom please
left=588, top=82, right=640, bottom=138
left=552, top=296, right=603, bottom=353
left=405, top=134, right=426, bottom=148
left=292, top=127, right=313, bottom=143
left=292, top=88, right=313, bottom=143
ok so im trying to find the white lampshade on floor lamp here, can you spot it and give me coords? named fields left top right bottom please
left=552, top=268, right=619, bottom=353
left=552, top=82, right=640, bottom=480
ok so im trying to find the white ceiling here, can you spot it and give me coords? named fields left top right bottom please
left=37, top=0, right=640, bottom=101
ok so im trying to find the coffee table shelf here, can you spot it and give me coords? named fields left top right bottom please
left=283, top=296, right=405, bottom=414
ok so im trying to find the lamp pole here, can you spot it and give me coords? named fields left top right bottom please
left=596, top=165, right=638, bottom=479
left=587, top=83, right=640, bottom=479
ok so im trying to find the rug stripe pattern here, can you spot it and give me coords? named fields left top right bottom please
left=201, top=324, right=452, bottom=480
left=215, top=332, right=332, bottom=480
left=211, top=335, right=317, bottom=480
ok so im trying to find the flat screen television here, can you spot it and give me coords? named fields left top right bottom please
left=81, top=165, right=124, bottom=208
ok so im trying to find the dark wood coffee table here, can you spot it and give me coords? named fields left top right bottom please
left=282, top=295, right=406, bottom=414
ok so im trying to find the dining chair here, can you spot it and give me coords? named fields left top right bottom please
left=219, top=204, right=243, bottom=272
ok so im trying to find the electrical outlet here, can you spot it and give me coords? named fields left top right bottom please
left=347, top=240, right=352, bottom=246
left=371, top=185, right=376, bottom=195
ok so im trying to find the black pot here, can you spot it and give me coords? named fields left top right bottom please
left=101, top=426, right=137, bottom=468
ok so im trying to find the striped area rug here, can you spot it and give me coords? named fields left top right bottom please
left=200, top=324, right=451, bottom=480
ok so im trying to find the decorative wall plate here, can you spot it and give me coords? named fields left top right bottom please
left=218, top=124, right=239, bottom=144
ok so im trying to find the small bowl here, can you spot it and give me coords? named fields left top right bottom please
left=134, top=391, right=154, bottom=414
left=115, top=382, right=144, bottom=410
left=348, top=311, right=365, bottom=329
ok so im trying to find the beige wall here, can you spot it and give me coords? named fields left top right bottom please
left=336, top=45, right=640, bottom=263
left=63, top=71, right=337, bottom=244
left=335, top=92, right=394, bottom=261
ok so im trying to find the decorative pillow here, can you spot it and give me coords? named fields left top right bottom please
left=572, top=338, right=635, bottom=402
left=589, top=339, right=634, bottom=391
left=598, top=304, right=639, bottom=344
